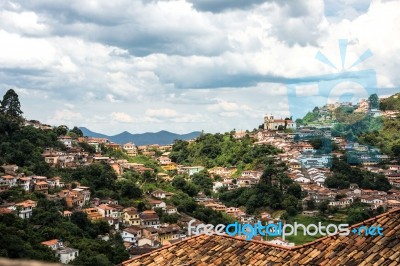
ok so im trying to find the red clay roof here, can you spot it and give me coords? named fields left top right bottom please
left=41, top=239, right=58, bottom=246
left=123, top=208, right=400, bottom=266
left=1, top=175, right=15, bottom=179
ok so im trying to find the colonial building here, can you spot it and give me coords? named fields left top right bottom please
left=263, top=115, right=296, bottom=131
left=123, top=142, right=138, bottom=157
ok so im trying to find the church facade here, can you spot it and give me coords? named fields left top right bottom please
left=264, top=115, right=296, bottom=130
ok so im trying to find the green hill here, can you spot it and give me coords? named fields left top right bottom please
left=380, top=93, right=400, bottom=111
left=170, top=132, right=281, bottom=170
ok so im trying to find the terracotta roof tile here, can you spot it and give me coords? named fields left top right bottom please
left=123, top=208, right=400, bottom=265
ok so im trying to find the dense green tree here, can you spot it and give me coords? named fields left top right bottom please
left=71, top=163, right=117, bottom=191
left=326, top=157, right=391, bottom=191
left=172, top=176, right=199, bottom=197
left=71, top=211, right=91, bottom=231
left=70, top=126, right=83, bottom=137
left=78, top=142, right=96, bottom=153
left=54, top=125, right=68, bottom=136
left=318, top=200, right=329, bottom=215
left=137, top=201, right=147, bottom=212
left=392, top=144, right=400, bottom=158
left=0, top=89, right=23, bottom=119
left=0, top=213, right=57, bottom=262
left=70, top=252, right=112, bottom=266
left=116, top=180, right=142, bottom=199
left=169, top=133, right=279, bottom=169
left=192, top=170, right=213, bottom=191
left=306, top=199, right=316, bottom=210
left=369, top=93, right=379, bottom=110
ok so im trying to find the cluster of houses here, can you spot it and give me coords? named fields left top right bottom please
left=0, top=165, right=65, bottom=194
left=0, top=159, right=189, bottom=262
left=0, top=199, right=37, bottom=219
left=287, top=168, right=330, bottom=186
left=62, top=189, right=186, bottom=256
left=301, top=184, right=400, bottom=210
left=42, top=135, right=177, bottom=170
left=211, top=169, right=263, bottom=193
left=120, top=190, right=185, bottom=255
left=23, top=119, right=53, bottom=130
left=194, top=194, right=258, bottom=222
left=295, top=97, right=381, bottom=123
left=253, top=128, right=400, bottom=212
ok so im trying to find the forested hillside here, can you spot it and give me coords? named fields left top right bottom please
left=359, top=93, right=400, bottom=157
left=170, top=133, right=281, bottom=169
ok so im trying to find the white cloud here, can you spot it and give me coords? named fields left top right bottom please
left=0, top=0, right=399, bottom=134
left=0, top=10, right=48, bottom=36
left=145, top=108, right=179, bottom=118
left=110, top=112, right=134, bottom=123
left=47, top=109, right=83, bottom=127
left=64, top=103, right=75, bottom=109
left=106, top=94, right=120, bottom=103
left=219, top=111, right=240, bottom=117
left=144, top=108, right=206, bottom=123
left=295, top=84, right=320, bottom=97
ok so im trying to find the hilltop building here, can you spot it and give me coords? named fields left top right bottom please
left=264, top=115, right=296, bottom=130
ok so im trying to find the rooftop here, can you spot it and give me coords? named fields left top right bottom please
left=123, top=208, right=400, bottom=266
left=41, top=239, right=58, bottom=246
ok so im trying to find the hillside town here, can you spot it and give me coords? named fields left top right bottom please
left=1, top=94, right=400, bottom=264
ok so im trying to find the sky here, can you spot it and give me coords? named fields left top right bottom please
left=0, top=0, right=399, bottom=135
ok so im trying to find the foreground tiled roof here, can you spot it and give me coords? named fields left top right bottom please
left=122, top=208, right=400, bottom=266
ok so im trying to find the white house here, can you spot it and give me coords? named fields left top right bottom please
left=123, top=142, right=138, bottom=157
left=122, top=226, right=142, bottom=244
left=96, top=204, right=118, bottom=218
left=149, top=200, right=167, bottom=210
left=329, top=198, right=353, bottom=208
left=165, top=205, right=177, bottom=215
left=151, top=190, right=167, bottom=199
left=58, top=136, right=73, bottom=148
left=294, top=177, right=311, bottom=183
left=140, top=210, right=160, bottom=229
left=41, top=239, right=79, bottom=264
left=213, top=181, right=226, bottom=193
left=0, top=175, right=17, bottom=188
left=105, top=217, right=120, bottom=231
left=267, top=237, right=295, bottom=247
left=241, top=170, right=262, bottom=179
left=179, top=166, right=205, bottom=176
left=15, top=200, right=36, bottom=219
left=158, top=156, right=172, bottom=165
left=56, top=248, right=79, bottom=264
left=18, top=177, right=31, bottom=191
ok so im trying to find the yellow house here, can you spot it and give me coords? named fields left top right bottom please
left=161, top=163, right=177, bottom=171
left=158, top=225, right=181, bottom=245
left=123, top=207, right=140, bottom=226
left=83, top=208, right=103, bottom=221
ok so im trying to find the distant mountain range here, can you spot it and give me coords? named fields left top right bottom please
left=79, top=127, right=201, bottom=146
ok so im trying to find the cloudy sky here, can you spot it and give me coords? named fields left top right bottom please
left=0, top=0, right=399, bottom=135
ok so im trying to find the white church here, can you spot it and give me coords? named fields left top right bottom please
left=263, top=115, right=296, bottom=130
